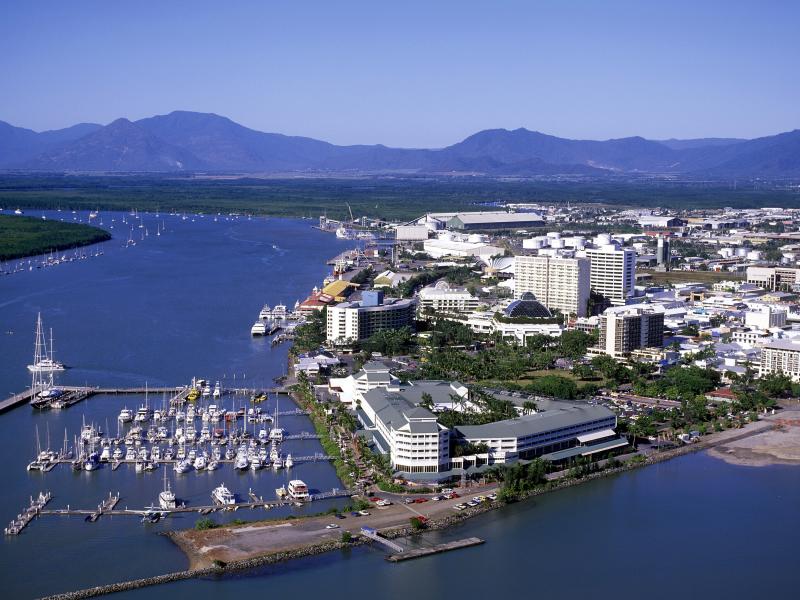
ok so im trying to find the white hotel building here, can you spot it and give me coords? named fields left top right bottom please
left=583, top=243, right=636, bottom=306
left=358, top=388, right=451, bottom=474
left=760, top=339, right=800, bottom=380
left=514, top=255, right=591, bottom=317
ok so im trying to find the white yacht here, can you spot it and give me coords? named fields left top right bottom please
left=285, top=454, right=293, bottom=469
left=173, top=459, right=191, bottom=474
left=272, top=303, right=287, bottom=320
left=259, top=304, right=272, bottom=320
left=269, top=427, right=284, bottom=442
left=212, top=382, right=221, bottom=398
left=251, top=321, right=267, bottom=336
left=194, top=455, right=207, bottom=470
left=27, top=315, right=67, bottom=373
left=211, top=484, right=236, bottom=506
left=118, top=407, right=134, bottom=423
left=202, top=382, right=212, bottom=397
left=287, top=480, right=309, bottom=501
left=234, top=453, right=249, bottom=470
left=207, top=460, right=220, bottom=471
left=134, top=405, right=151, bottom=423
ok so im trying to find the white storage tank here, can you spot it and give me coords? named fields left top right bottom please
left=746, top=250, right=762, bottom=261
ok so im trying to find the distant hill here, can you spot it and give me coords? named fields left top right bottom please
left=21, top=118, right=206, bottom=172
left=0, top=121, right=101, bottom=166
left=1, top=110, right=798, bottom=178
left=656, top=137, right=745, bottom=150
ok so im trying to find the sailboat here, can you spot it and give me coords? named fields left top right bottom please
left=27, top=314, right=66, bottom=373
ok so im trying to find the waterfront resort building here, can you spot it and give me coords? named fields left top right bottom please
left=417, top=281, right=481, bottom=319
left=358, top=388, right=451, bottom=474
left=597, top=305, right=665, bottom=358
left=328, top=360, right=401, bottom=407
left=454, top=403, right=620, bottom=463
left=357, top=382, right=622, bottom=479
left=514, top=254, right=591, bottom=317
left=584, top=243, right=636, bottom=306
left=326, top=291, right=415, bottom=345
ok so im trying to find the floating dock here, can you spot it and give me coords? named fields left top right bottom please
left=386, top=537, right=485, bottom=562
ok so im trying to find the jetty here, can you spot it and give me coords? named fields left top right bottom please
left=360, top=526, right=406, bottom=554
left=2, top=384, right=294, bottom=414
left=386, top=537, right=485, bottom=562
left=4, top=491, right=52, bottom=535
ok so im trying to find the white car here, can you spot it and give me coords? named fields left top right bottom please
left=325, top=523, right=340, bottom=529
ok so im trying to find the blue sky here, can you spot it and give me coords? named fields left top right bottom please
left=1, top=0, right=798, bottom=146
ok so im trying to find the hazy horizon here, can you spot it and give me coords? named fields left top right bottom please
left=2, top=0, right=798, bottom=147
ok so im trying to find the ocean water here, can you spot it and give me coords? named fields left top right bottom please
left=0, top=211, right=351, bottom=598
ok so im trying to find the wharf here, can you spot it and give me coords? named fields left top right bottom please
left=2, top=385, right=294, bottom=414
left=386, top=537, right=485, bottom=562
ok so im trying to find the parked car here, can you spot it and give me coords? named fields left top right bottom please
left=325, top=523, right=340, bottom=529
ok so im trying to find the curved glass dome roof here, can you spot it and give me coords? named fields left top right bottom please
left=504, top=292, right=552, bottom=318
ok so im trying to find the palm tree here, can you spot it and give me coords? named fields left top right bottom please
left=522, top=400, right=538, bottom=415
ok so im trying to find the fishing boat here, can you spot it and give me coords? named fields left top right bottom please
left=158, top=471, right=177, bottom=509
left=27, top=314, right=67, bottom=373
left=287, top=480, right=309, bottom=501
left=211, top=484, right=236, bottom=506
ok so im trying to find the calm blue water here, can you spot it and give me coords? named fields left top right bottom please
left=2, top=211, right=799, bottom=599
left=0, top=211, right=352, bottom=598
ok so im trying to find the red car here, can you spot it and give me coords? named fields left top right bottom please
left=414, top=498, right=429, bottom=503
left=370, top=497, right=383, bottom=502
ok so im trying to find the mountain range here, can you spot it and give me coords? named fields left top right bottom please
left=0, top=111, right=798, bottom=177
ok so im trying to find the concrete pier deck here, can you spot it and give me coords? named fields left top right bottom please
left=386, top=537, right=485, bottom=562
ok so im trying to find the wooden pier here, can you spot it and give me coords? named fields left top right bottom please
left=386, top=537, right=485, bottom=562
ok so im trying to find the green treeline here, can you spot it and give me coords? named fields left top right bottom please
left=0, top=214, right=111, bottom=261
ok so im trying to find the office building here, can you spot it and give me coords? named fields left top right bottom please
left=747, top=267, right=800, bottom=292
left=514, top=255, right=590, bottom=317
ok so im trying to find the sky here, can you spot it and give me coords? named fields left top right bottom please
left=1, top=0, right=798, bottom=147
